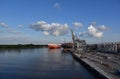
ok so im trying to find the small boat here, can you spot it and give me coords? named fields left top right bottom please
left=48, top=44, right=61, bottom=49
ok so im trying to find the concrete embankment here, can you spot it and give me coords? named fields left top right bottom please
left=68, top=49, right=120, bottom=79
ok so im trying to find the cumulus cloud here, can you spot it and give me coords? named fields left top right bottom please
left=0, top=22, right=9, bottom=28
left=97, top=25, right=110, bottom=31
left=30, top=21, right=69, bottom=36
left=79, top=24, right=110, bottom=38
left=87, top=25, right=103, bottom=38
left=53, top=2, right=60, bottom=9
left=73, top=22, right=83, bottom=27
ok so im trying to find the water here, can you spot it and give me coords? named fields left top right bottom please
left=0, top=48, right=95, bottom=79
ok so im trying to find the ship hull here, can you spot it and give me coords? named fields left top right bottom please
left=48, top=44, right=61, bottom=49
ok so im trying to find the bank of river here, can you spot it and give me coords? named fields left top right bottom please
left=0, top=48, right=96, bottom=79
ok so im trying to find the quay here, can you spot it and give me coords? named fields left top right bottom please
left=63, top=29, right=120, bottom=79
left=67, top=49, right=120, bottom=79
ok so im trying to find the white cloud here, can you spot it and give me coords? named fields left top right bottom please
left=87, top=25, right=103, bottom=38
left=0, top=22, right=9, bottom=28
left=78, top=25, right=103, bottom=38
left=79, top=23, right=110, bottom=38
left=43, top=31, right=50, bottom=35
left=53, top=2, right=60, bottom=9
left=79, top=31, right=87, bottom=37
left=18, top=24, right=23, bottom=28
left=0, top=22, right=19, bottom=33
left=97, top=25, right=110, bottom=31
left=73, top=22, right=83, bottom=27
left=30, top=21, right=69, bottom=36
left=7, top=28, right=20, bottom=34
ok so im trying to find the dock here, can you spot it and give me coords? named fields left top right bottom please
left=68, top=49, right=120, bottom=79
left=65, top=29, right=120, bottom=79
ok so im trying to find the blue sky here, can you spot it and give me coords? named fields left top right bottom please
left=0, top=0, right=120, bottom=44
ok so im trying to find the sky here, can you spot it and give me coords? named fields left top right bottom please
left=0, top=0, right=120, bottom=44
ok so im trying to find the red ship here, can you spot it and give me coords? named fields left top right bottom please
left=48, top=44, right=61, bottom=49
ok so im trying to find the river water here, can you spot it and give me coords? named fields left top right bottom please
left=0, top=48, right=96, bottom=79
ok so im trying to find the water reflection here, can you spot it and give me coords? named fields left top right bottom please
left=48, top=48, right=61, bottom=53
left=0, top=48, right=20, bottom=53
left=61, top=49, right=70, bottom=55
left=0, top=48, right=96, bottom=79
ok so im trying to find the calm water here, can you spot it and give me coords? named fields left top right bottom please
left=0, top=48, right=95, bottom=79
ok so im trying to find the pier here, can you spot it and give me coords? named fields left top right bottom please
left=68, top=49, right=120, bottom=79
left=65, top=29, right=120, bottom=79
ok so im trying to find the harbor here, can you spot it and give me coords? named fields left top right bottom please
left=0, top=29, right=120, bottom=79
left=61, top=29, right=120, bottom=79
left=0, top=0, right=120, bottom=79
left=67, top=48, right=120, bottom=79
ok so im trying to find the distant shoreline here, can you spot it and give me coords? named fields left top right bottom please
left=0, top=44, right=48, bottom=49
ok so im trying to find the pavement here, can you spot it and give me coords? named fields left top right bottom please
left=70, top=49, right=120, bottom=79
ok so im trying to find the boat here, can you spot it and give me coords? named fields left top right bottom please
left=48, top=44, right=61, bottom=49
